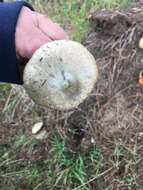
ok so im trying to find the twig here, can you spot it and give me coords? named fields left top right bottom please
left=135, top=157, right=143, bottom=166
left=2, top=87, right=14, bottom=114
left=1, top=170, right=29, bottom=177
left=0, top=159, right=24, bottom=167
left=73, top=166, right=114, bottom=190
left=11, top=95, right=23, bottom=120
left=5, top=159, right=24, bottom=166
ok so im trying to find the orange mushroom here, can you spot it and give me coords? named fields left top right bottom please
left=138, top=71, right=143, bottom=85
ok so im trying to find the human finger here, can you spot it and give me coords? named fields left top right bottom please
left=36, top=13, right=69, bottom=40
left=16, top=27, right=52, bottom=59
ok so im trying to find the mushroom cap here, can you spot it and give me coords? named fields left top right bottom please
left=139, top=37, right=143, bottom=49
left=32, top=121, right=43, bottom=134
left=23, top=40, right=98, bottom=110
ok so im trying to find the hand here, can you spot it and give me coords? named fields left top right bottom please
left=15, top=6, right=69, bottom=79
left=15, top=6, right=69, bottom=59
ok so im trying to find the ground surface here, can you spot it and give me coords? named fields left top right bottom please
left=1, top=0, right=143, bottom=190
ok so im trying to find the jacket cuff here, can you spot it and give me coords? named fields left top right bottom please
left=0, top=1, right=34, bottom=84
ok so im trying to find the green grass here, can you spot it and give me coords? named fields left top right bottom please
left=0, top=134, right=104, bottom=190
left=0, top=82, right=10, bottom=104
left=0, top=82, right=10, bottom=96
left=0, top=82, right=11, bottom=115
left=0, top=0, right=141, bottom=190
left=1, top=133, right=141, bottom=189
left=45, top=135, right=104, bottom=189
left=27, top=0, right=131, bottom=42
left=97, top=0, right=131, bottom=9
left=111, top=140, right=141, bottom=188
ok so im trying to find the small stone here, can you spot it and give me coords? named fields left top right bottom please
left=32, top=121, right=43, bottom=134
left=35, top=130, right=47, bottom=140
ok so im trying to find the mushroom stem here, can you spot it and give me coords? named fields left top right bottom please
left=61, top=79, right=70, bottom=89
left=61, top=72, right=74, bottom=89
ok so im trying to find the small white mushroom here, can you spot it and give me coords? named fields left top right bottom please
left=91, top=137, right=95, bottom=143
left=32, top=121, right=43, bottom=134
left=23, top=40, right=98, bottom=110
left=35, top=130, right=47, bottom=140
left=139, top=37, right=143, bottom=49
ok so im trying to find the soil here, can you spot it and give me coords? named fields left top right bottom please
left=1, top=1, right=143, bottom=189
left=81, top=1, right=143, bottom=189
left=42, top=1, right=143, bottom=154
left=35, top=1, right=143, bottom=189
left=52, top=1, right=143, bottom=189
left=82, top=1, right=143, bottom=151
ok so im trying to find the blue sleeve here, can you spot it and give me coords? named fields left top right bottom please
left=0, top=1, right=34, bottom=84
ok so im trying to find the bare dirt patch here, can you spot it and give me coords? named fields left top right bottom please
left=82, top=1, right=143, bottom=149
left=81, top=1, right=143, bottom=189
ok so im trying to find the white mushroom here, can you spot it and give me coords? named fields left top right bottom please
left=32, top=121, right=43, bottom=134
left=139, top=37, right=143, bottom=49
left=35, top=130, right=47, bottom=140
left=23, top=40, right=98, bottom=110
